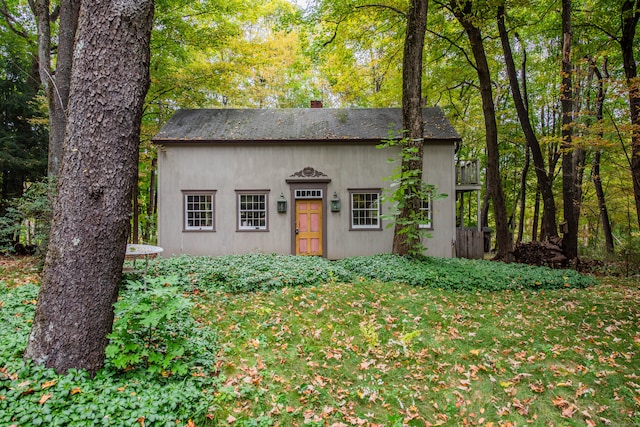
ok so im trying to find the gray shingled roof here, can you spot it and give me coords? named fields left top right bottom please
left=152, top=108, right=460, bottom=143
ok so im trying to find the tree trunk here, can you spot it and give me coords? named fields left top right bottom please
left=497, top=5, right=558, bottom=240
left=451, top=0, right=512, bottom=259
left=516, top=144, right=529, bottom=244
left=392, top=0, right=428, bottom=255
left=560, top=0, right=578, bottom=260
left=591, top=59, right=614, bottom=254
left=620, top=0, right=640, bottom=229
left=592, top=151, right=614, bottom=253
left=33, top=0, right=80, bottom=179
left=132, top=179, right=139, bottom=244
left=143, top=157, right=157, bottom=243
left=532, top=187, right=541, bottom=241
left=481, top=184, right=490, bottom=229
left=24, top=0, right=154, bottom=375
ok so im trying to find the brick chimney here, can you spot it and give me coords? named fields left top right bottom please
left=310, top=100, right=323, bottom=108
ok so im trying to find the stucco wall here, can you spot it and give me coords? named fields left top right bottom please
left=156, top=142, right=456, bottom=259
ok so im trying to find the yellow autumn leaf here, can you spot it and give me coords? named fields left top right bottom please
left=70, top=387, right=82, bottom=395
left=469, top=349, right=481, bottom=356
left=500, top=381, right=512, bottom=388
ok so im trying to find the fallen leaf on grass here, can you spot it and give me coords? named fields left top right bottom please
left=38, top=393, right=52, bottom=405
left=529, top=381, right=545, bottom=393
left=41, top=380, right=57, bottom=389
left=552, top=396, right=578, bottom=418
left=359, top=359, right=375, bottom=370
left=561, top=404, right=578, bottom=418
left=512, top=397, right=532, bottom=416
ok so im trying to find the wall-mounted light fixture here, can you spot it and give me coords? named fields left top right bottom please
left=330, top=192, right=341, bottom=212
left=277, top=193, right=287, bottom=213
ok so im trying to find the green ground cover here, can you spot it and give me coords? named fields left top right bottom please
left=1, top=254, right=637, bottom=427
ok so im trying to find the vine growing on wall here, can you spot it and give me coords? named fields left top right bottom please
left=378, top=135, right=447, bottom=258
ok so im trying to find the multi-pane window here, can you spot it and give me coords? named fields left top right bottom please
left=184, top=191, right=215, bottom=231
left=418, top=192, right=433, bottom=229
left=350, top=190, right=381, bottom=229
left=238, top=192, right=268, bottom=230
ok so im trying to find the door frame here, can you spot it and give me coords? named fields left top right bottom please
left=286, top=182, right=329, bottom=257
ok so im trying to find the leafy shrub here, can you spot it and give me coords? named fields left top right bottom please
left=149, top=253, right=353, bottom=293
left=106, top=276, right=217, bottom=376
left=0, top=281, right=220, bottom=426
left=335, top=254, right=596, bottom=291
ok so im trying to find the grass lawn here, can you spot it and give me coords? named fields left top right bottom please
left=1, top=254, right=639, bottom=426
left=206, top=276, right=639, bottom=426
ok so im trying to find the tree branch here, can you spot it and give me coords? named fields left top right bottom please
left=427, top=28, right=477, bottom=71
left=0, top=0, right=35, bottom=42
left=354, top=3, right=406, bottom=17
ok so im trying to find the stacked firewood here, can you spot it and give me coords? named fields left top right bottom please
left=511, top=237, right=568, bottom=268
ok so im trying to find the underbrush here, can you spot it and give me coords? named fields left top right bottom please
left=336, top=254, right=597, bottom=290
left=148, top=253, right=353, bottom=292
left=0, top=278, right=221, bottom=426
left=149, top=253, right=596, bottom=293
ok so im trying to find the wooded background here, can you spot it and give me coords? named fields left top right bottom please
left=2, top=0, right=639, bottom=257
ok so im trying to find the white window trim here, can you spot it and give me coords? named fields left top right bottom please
left=418, top=192, right=433, bottom=229
left=236, top=190, right=269, bottom=231
left=349, top=189, right=382, bottom=230
left=183, top=190, right=215, bottom=232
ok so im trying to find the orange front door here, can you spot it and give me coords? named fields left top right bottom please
left=295, top=199, right=323, bottom=256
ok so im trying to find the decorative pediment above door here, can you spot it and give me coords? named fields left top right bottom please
left=286, top=166, right=331, bottom=183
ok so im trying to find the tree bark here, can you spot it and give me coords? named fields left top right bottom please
left=497, top=5, right=558, bottom=240
left=561, top=0, right=578, bottom=260
left=24, top=0, right=154, bottom=375
left=33, top=0, right=80, bottom=179
left=132, top=179, right=139, bottom=244
left=451, top=0, right=512, bottom=259
left=620, top=0, right=640, bottom=230
left=516, top=144, right=529, bottom=244
left=143, top=157, right=157, bottom=243
left=532, top=186, right=541, bottom=241
left=591, top=58, right=614, bottom=253
left=392, top=0, right=428, bottom=255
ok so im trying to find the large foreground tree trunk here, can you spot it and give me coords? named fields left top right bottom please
left=24, top=0, right=154, bottom=375
left=392, top=0, right=428, bottom=255
left=451, top=0, right=512, bottom=259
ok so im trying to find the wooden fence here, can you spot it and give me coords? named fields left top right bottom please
left=456, top=227, right=485, bottom=259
